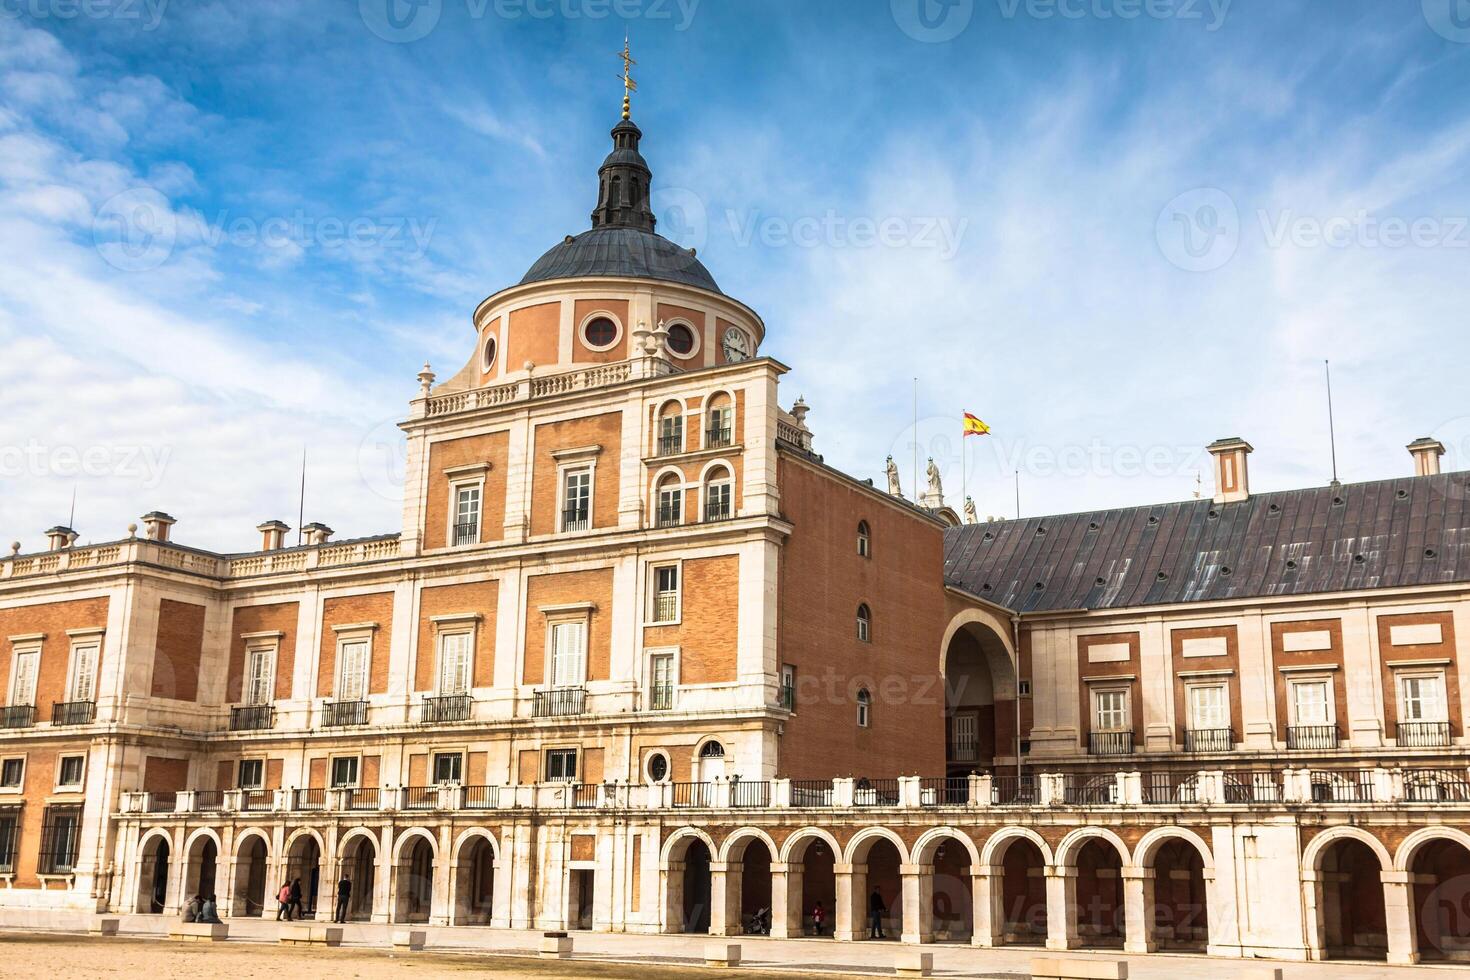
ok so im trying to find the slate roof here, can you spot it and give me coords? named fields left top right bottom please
left=520, top=227, right=721, bottom=294
left=943, top=471, right=1470, bottom=613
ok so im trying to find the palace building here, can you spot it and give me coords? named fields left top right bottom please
left=2, top=91, right=1469, bottom=967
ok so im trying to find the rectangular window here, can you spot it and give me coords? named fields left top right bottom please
left=433, top=752, right=463, bottom=784
left=437, top=632, right=473, bottom=696
left=657, top=483, right=682, bottom=527
left=0, top=807, right=18, bottom=874
left=545, top=749, right=578, bottom=782
left=337, top=638, right=370, bottom=702
left=1093, top=689, right=1129, bottom=732
left=562, top=468, right=592, bottom=532
left=330, top=756, right=359, bottom=788
left=705, top=479, right=733, bottom=522
left=950, top=713, right=978, bottom=762
left=649, top=652, right=675, bottom=710
left=652, top=565, right=680, bottom=623
left=1188, top=684, right=1229, bottom=729
left=244, top=647, right=275, bottom=706
left=69, top=643, right=99, bottom=703
left=237, top=759, right=264, bottom=790
left=453, top=484, right=482, bottom=546
left=1292, top=679, right=1332, bottom=725
left=780, top=664, right=797, bottom=710
left=56, top=756, right=84, bottom=789
left=0, top=758, right=22, bottom=789
left=38, top=805, right=81, bottom=875
left=550, top=622, right=587, bottom=688
left=857, top=694, right=871, bottom=729
left=9, top=649, right=38, bottom=706
left=1401, top=674, right=1448, bottom=723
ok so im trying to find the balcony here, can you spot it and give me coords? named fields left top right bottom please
left=704, top=499, right=733, bottom=523
left=655, top=506, right=682, bottom=529
left=229, top=704, right=276, bottom=732
left=452, top=521, right=479, bottom=547
left=1287, top=725, right=1339, bottom=750
left=420, top=694, right=471, bottom=724
left=51, top=701, right=95, bottom=726
left=343, top=787, right=380, bottom=811
left=1397, top=721, right=1452, bottom=748
left=239, top=789, right=274, bottom=812
left=779, top=684, right=796, bottom=711
left=1088, top=730, right=1134, bottom=756
left=561, top=508, right=590, bottom=533
left=0, top=705, right=34, bottom=729
left=292, top=788, right=327, bottom=811
left=648, top=684, right=674, bottom=711
left=656, top=435, right=684, bottom=457
left=534, top=687, right=587, bottom=718
left=652, top=592, right=678, bottom=622
left=147, top=792, right=178, bottom=814
left=1184, top=728, right=1234, bottom=753
left=705, top=426, right=733, bottom=449
left=321, top=700, right=368, bottom=728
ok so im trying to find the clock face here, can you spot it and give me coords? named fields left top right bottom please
left=722, top=328, right=752, bottom=362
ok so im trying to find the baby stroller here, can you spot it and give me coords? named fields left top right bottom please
left=744, top=906, right=772, bottom=936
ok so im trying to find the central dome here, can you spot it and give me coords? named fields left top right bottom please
left=520, top=226, right=721, bottom=294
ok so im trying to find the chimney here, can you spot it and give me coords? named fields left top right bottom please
left=302, top=523, right=334, bottom=546
left=141, top=512, right=177, bottom=542
left=1407, top=437, right=1446, bottom=477
left=256, top=521, right=290, bottom=552
left=45, top=526, right=76, bottom=552
left=1207, top=437, right=1253, bottom=504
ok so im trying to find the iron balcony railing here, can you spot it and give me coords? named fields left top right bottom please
left=731, top=781, right=771, bottom=808
left=1064, top=776, right=1120, bottom=805
left=572, top=784, right=600, bottom=809
left=1287, top=725, right=1339, bottom=750
left=1222, top=770, right=1286, bottom=803
left=854, top=779, right=901, bottom=807
left=193, top=791, right=225, bottom=811
left=561, top=508, right=590, bottom=533
left=779, top=684, right=796, bottom=711
left=648, top=684, right=674, bottom=711
left=991, top=775, right=1039, bottom=806
left=420, top=694, right=471, bottom=724
left=1404, top=769, right=1470, bottom=802
left=1397, top=721, right=1452, bottom=748
left=1310, top=769, right=1375, bottom=803
left=790, top=780, right=834, bottom=807
left=344, top=787, right=380, bottom=811
left=950, top=737, right=979, bottom=763
left=920, top=777, right=970, bottom=806
left=1185, top=728, right=1234, bottom=753
left=652, top=592, right=678, bottom=622
left=1088, top=730, right=1134, bottom=756
left=0, top=705, right=34, bottom=729
left=1141, top=771, right=1201, bottom=804
left=534, top=687, right=587, bottom=718
left=147, top=792, right=177, bottom=814
left=452, top=521, right=479, bottom=546
left=462, top=785, right=501, bottom=809
left=402, top=786, right=439, bottom=810
left=704, top=499, right=733, bottom=522
left=705, top=426, right=733, bottom=449
left=655, top=505, right=682, bottom=529
left=657, top=434, right=684, bottom=457
left=239, top=789, right=273, bottom=812
left=293, top=788, right=327, bottom=811
left=671, top=782, right=710, bottom=808
left=230, top=704, right=276, bottom=732
left=322, top=700, right=369, bottom=728
left=51, top=701, right=95, bottom=726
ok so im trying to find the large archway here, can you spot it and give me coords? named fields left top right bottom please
left=780, top=831, right=837, bottom=939
left=1318, top=837, right=1388, bottom=960
left=662, top=830, right=715, bottom=935
left=915, top=831, right=976, bottom=944
left=846, top=830, right=905, bottom=942
left=721, top=831, right=775, bottom=936
left=1072, top=838, right=1126, bottom=948
left=340, top=832, right=378, bottom=922
left=135, top=833, right=171, bottom=914
left=454, top=834, right=496, bottom=926
left=941, top=614, right=1017, bottom=778
left=1147, top=837, right=1209, bottom=951
left=285, top=832, right=323, bottom=920
left=1405, top=834, right=1470, bottom=962
left=995, top=835, right=1048, bottom=945
left=182, top=834, right=219, bottom=907
left=232, top=834, right=269, bottom=917
left=394, top=834, right=435, bottom=923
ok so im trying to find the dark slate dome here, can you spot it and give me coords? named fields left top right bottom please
left=520, top=227, right=721, bottom=293
left=518, top=104, right=721, bottom=294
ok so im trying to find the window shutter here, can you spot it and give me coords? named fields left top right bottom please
left=439, top=633, right=471, bottom=695
left=552, top=622, right=587, bottom=688
left=70, top=645, right=98, bottom=702
left=12, top=652, right=37, bottom=705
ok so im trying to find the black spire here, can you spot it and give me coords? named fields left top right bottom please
left=590, top=115, right=656, bottom=233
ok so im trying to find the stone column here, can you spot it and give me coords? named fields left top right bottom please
left=1382, top=870, right=1420, bottom=965
left=971, top=867, right=1001, bottom=947
left=900, top=864, right=933, bottom=944
left=834, top=863, right=857, bottom=941
left=429, top=825, right=454, bottom=926
left=1122, top=867, right=1156, bottom=953
left=769, top=863, right=799, bottom=938
left=1299, top=870, right=1325, bottom=960
left=373, top=826, right=393, bottom=924
left=1044, top=866, right=1078, bottom=950
left=663, top=860, right=686, bottom=934
left=708, top=862, right=731, bottom=937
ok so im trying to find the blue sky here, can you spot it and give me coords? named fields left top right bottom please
left=2, top=1, right=1469, bottom=552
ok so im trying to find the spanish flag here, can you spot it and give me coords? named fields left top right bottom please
left=963, top=413, right=991, bottom=437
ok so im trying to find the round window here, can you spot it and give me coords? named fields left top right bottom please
left=647, top=752, right=669, bottom=783
left=482, top=335, right=498, bottom=372
left=583, top=316, right=619, bottom=350
left=666, top=322, right=696, bottom=356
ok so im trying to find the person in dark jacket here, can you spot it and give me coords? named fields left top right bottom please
left=868, top=886, right=887, bottom=940
left=289, top=877, right=304, bottom=920
left=334, top=874, right=352, bottom=924
left=199, top=895, right=222, bottom=924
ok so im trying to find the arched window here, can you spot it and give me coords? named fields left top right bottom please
left=705, top=393, right=733, bottom=448
left=655, top=474, right=683, bottom=528
left=657, top=402, right=685, bottom=456
left=856, top=689, right=872, bottom=728
left=704, top=465, right=733, bottom=522
left=857, top=520, right=871, bottom=558
left=856, top=604, right=872, bottom=643
left=698, top=741, right=726, bottom=759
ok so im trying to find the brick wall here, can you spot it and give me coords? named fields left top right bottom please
left=152, top=599, right=205, bottom=702
left=572, top=299, right=630, bottom=363
left=0, top=597, right=110, bottom=719
left=530, top=413, right=622, bottom=537
left=318, top=592, right=396, bottom=697
left=424, top=430, right=509, bottom=548
left=523, top=568, right=614, bottom=685
left=642, top=555, right=740, bottom=685
left=226, top=602, right=299, bottom=703
left=505, top=301, right=560, bottom=373
left=415, top=581, right=498, bottom=692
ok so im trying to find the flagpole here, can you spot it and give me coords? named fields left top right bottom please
left=912, top=378, right=918, bottom=503
left=1015, top=469, right=1021, bottom=520
left=1325, top=359, right=1340, bottom=486
left=961, top=420, right=967, bottom=518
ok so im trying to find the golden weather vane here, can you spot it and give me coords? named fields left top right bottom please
left=618, top=34, right=637, bottom=120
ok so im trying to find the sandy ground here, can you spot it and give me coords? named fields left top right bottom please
left=0, top=931, right=881, bottom=980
